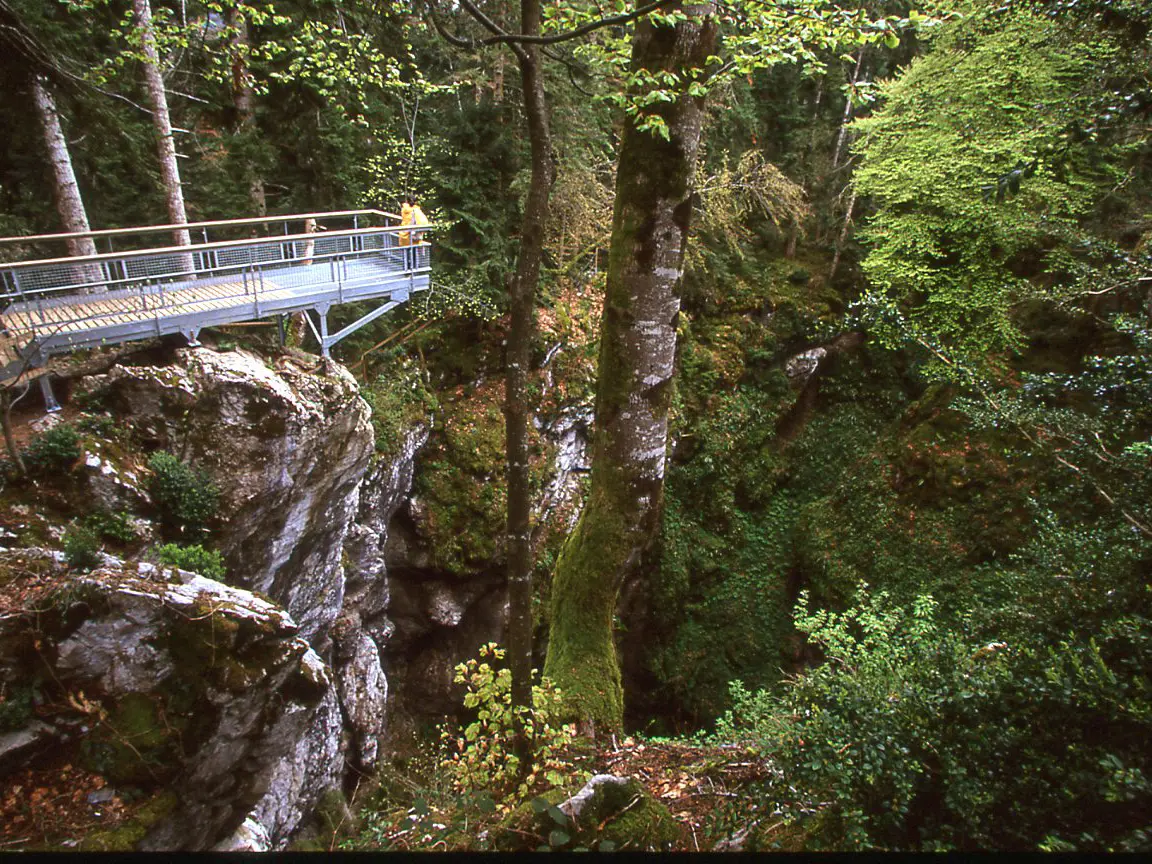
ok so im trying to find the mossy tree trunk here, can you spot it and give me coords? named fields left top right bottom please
left=543, top=1, right=717, bottom=733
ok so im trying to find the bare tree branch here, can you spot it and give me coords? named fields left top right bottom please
left=458, top=0, right=529, bottom=62
left=428, top=0, right=679, bottom=57
left=472, top=0, right=678, bottom=47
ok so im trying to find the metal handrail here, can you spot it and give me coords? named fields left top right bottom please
left=0, top=208, right=400, bottom=247
left=0, top=222, right=434, bottom=273
left=0, top=213, right=434, bottom=385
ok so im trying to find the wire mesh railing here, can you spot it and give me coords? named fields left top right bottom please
left=0, top=209, right=399, bottom=262
left=0, top=214, right=432, bottom=384
left=1, top=226, right=429, bottom=331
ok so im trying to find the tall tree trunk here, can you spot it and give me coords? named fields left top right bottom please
left=831, top=48, right=866, bottom=171
left=543, top=0, right=718, bottom=734
left=506, top=0, right=555, bottom=756
left=1, top=389, right=27, bottom=476
left=30, top=75, right=97, bottom=259
left=227, top=7, right=266, bottom=218
left=133, top=0, right=192, bottom=251
left=828, top=186, right=856, bottom=281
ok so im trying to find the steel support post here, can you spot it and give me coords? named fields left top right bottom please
left=39, top=375, right=60, bottom=413
left=319, top=307, right=330, bottom=357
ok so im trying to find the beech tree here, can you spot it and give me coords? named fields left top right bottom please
left=132, top=0, right=192, bottom=248
left=29, top=76, right=98, bottom=258
left=537, top=2, right=939, bottom=731
left=429, top=0, right=698, bottom=745
left=543, top=0, right=718, bottom=733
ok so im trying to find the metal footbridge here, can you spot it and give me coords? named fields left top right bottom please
left=0, top=210, right=431, bottom=403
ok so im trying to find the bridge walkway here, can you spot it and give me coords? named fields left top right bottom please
left=0, top=211, right=431, bottom=393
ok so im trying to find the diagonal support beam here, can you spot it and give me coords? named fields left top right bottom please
left=39, top=374, right=61, bottom=413
left=303, top=305, right=326, bottom=352
left=322, top=289, right=409, bottom=351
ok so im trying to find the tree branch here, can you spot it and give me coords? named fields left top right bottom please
left=433, top=0, right=680, bottom=54
left=458, top=0, right=529, bottom=62
left=478, top=0, right=678, bottom=46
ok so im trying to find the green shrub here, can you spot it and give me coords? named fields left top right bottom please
left=361, top=362, right=438, bottom=460
left=155, top=543, right=226, bottom=580
left=24, top=423, right=81, bottom=475
left=76, top=413, right=118, bottom=439
left=0, top=683, right=35, bottom=732
left=147, top=452, right=219, bottom=542
left=714, top=584, right=1152, bottom=852
left=63, top=523, right=102, bottom=571
left=85, top=509, right=138, bottom=545
left=347, top=644, right=588, bottom=853
left=439, top=643, right=584, bottom=802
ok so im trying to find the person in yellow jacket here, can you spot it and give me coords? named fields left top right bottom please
left=398, top=200, right=429, bottom=268
left=411, top=203, right=429, bottom=240
left=398, top=201, right=414, bottom=246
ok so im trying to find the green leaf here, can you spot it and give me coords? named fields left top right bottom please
left=530, top=797, right=549, bottom=814
left=548, top=805, right=570, bottom=827
left=549, top=829, right=571, bottom=847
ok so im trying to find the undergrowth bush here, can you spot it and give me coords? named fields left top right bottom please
left=63, top=523, right=102, bottom=571
left=440, top=642, right=582, bottom=801
left=713, top=583, right=1152, bottom=852
left=24, top=423, right=81, bottom=475
left=349, top=644, right=589, bottom=852
left=147, top=452, right=219, bottom=542
left=360, top=361, right=438, bottom=460
left=85, top=509, right=138, bottom=545
left=155, top=543, right=226, bottom=580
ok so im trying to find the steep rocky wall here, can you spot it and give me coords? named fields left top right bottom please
left=0, top=549, right=328, bottom=852
left=3, top=341, right=593, bottom=849
left=76, top=348, right=374, bottom=642
left=70, top=346, right=380, bottom=848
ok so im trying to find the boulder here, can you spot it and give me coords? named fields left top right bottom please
left=0, top=549, right=330, bottom=851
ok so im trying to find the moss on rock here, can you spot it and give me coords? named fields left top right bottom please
left=77, top=791, right=178, bottom=852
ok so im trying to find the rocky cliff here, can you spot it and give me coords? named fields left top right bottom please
left=1, top=346, right=389, bottom=850
left=0, top=340, right=592, bottom=850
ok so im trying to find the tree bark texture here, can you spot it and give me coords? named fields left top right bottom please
left=543, top=1, right=717, bottom=733
left=30, top=76, right=97, bottom=259
left=227, top=7, right=266, bottom=218
left=830, top=48, right=867, bottom=172
left=133, top=0, right=192, bottom=249
left=506, top=0, right=555, bottom=749
left=828, top=187, right=856, bottom=281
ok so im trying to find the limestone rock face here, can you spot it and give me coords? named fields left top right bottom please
left=248, top=685, right=345, bottom=848
left=340, top=629, right=388, bottom=767
left=76, top=347, right=374, bottom=641
left=79, top=443, right=150, bottom=513
left=784, top=346, right=828, bottom=384
left=212, top=818, right=272, bottom=853
left=343, top=424, right=429, bottom=630
left=71, top=347, right=411, bottom=848
left=0, top=550, right=327, bottom=852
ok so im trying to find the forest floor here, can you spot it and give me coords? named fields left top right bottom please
left=584, top=736, right=801, bottom=851
left=342, top=732, right=805, bottom=853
